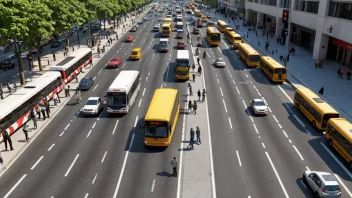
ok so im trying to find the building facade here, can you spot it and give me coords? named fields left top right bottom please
left=245, top=0, right=352, bottom=67
left=219, top=0, right=246, bottom=18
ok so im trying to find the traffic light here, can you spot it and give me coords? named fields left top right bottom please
left=282, top=9, right=289, bottom=23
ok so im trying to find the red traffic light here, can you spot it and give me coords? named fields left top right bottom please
left=282, top=10, right=289, bottom=23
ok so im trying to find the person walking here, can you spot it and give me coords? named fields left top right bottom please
left=192, top=63, right=195, bottom=72
left=193, top=100, right=197, bottom=114
left=22, top=124, right=29, bottom=142
left=30, top=108, right=37, bottom=129
left=188, top=83, right=193, bottom=95
left=197, top=89, right=201, bottom=101
left=202, top=89, right=206, bottom=102
left=196, top=126, right=201, bottom=144
left=340, top=69, right=344, bottom=78
left=337, top=69, right=341, bottom=78
left=56, top=93, right=61, bottom=103
left=63, top=84, right=68, bottom=97
left=347, top=71, right=351, bottom=80
left=198, top=65, right=202, bottom=75
left=193, top=74, right=196, bottom=82
left=41, top=105, right=46, bottom=120
left=187, top=138, right=194, bottom=150
left=203, top=51, right=206, bottom=59
left=319, top=86, right=324, bottom=96
left=2, top=130, right=14, bottom=151
left=53, top=93, right=58, bottom=106
left=75, top=74, right=78, bottom=83
left=188, top=100, right=192, bottom=112
left=170, top=157, right=179, bottom=177
left=36, top=105, right=41, bottom=119
left=190, top=128, right=195, bottom=140
left=197, top=57, right=200, bottom=65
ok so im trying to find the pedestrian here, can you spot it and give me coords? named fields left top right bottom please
left=41, top=105, right=46, bottom=120
left=188, top=100, right=192, bottom=112
left=67, top=85, right=71, bottom=96
left=110, top=38, right=113, bottom=44
left=188, top=83, right=193, bottom=95
left=337, top=69, right=341, bottom=78
left=192, top=63, right=195, bottom=72
left=203, top=51, right=206, bottom=59
left=187, top=138, right=194, bottom=149
left=287, top=54, right=290, bottom=62
left=53, top=93, right=58, bottom=106
left=193, top=74, right=196, bottom=82
left=340, top=69, right=344, bottom=78
left=2, top=130, right=14, bottom=151
left=202, top=89, right=206, bottom=102
left=198, top=65, right=202, bottom=75
left=347, top=71, right=351, bottom=80
left=108, top=39, right=111, bottom=46
left=36, top=105, right=41, bottom=119
left=291, top=47, right=295, bottom=55
left=32, top=115, right=37, bottom=129
left=197, top=57, right=200, bottom=65
left=0, top=152, right=3, bottom=165
left=197, top=89, right=201, bottom=101
left=75, top=74, right=78, bottom=83
left=6, top=82, right=12, bottom=93
left=272, top=50, right=274, bottom=55
left=190, top=128, right=195, bottom=140
left=56, top=93, right=61, bottom=103
left=193, top=100, right=197, bottom=114
left=0, top=83, right=3, bottom=99
left=62, top=84, right=67, bottom=97
left=280, top=55, right=283, bottom=61
left=89, top=59, right=93, bottom=68
left=319, top=86, right=324, bottom=96
left=275, top=50, right=277, bottom=54
left=45, top=99, right=50, bottom=114
left=23, top=124, right=29, bottom=141
left=169, top=157, right=179, bottom=177
left=76, top=90, right=82, bottom=104
left=196, top=126, right=201, bottom=144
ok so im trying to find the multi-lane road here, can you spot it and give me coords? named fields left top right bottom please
left=0, top=2, right=352, bottom=198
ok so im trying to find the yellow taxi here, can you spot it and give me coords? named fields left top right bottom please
left=201, top=15, right=208, bottom=22
left=207, top=14, right=212, bottom=19
left=130, top=48, right=142, bottom=60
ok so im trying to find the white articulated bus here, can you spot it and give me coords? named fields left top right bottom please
left=106, top=70, right=140, bottom=114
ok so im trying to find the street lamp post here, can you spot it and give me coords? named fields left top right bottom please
left=77, top=28, right=80, bottom=48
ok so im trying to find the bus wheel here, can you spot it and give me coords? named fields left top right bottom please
left=312, top=120, right=316, bottom=128
left=328, top=139, right=333, bottom=147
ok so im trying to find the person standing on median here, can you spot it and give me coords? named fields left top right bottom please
left=53, top=93, right=58, bottom=106
left=193, top=74, right=196, bottom=82
left=193, top=100, right=197, bottom=114
left=22, top=123, right=29, bottom=142
left=197, top=89, right=201, bottom=101
left=170, top=157, right=179, bottom=177
left=41, top=105, right=46, bottom=120
left=2, top=129, right=14, bottom=151
left=188, top=100, right=192, bottom=113
left=202, top=89, right=206, bottom=102
left=30, top=108, right=37, bottom=129
left=196, top=126, right=201, bottom=144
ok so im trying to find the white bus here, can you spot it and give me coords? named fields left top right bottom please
left=0, top=72, right=63, bottom=140
left=49, top=48, right=92, bottom=83
left=106, top=70, right=140, bottom=114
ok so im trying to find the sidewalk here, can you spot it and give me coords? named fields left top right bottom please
left=0, top=7, right=152, bottom=173
left=211, top=11, right=352, bottom=122
left=179, top=50, right=214, bottom=197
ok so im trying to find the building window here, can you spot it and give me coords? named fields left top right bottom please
left=306, top=1, right=319, bottom=14
left=262, top=0, right=277, bottom=6
left=296, top=0, right=306, bottom=12
left=328, top=2, right=352, bottom=20
left=280, top=0, right=291, bottom=9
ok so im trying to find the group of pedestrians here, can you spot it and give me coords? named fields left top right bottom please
left=337, top=68, right=351, bottom=80
left=186, top=126, right=201, bottom=150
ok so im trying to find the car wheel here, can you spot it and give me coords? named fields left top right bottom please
left=302, top=175, right=307, bottom=183
left=315, top=192, right=320, bottom=198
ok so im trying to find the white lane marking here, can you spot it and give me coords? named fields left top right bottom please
left=292, top=145, right=304, bottom=161
left=293, top=114, right=306, bottom=127
left=84, top=193, right=89, bottom=198
left=245, top=74, right=248, bottom=78
left=253, top=124, right=259, bottom=134
left=92, top=174, right=98, bottom=184
left=230, top=74, right=232, bottom=78
left=268, top=107, right=272, bottom=113
left=64, top=123, right=70, bottom=130
left=236, top=87, right=240, bottom=95
left=272, top=115, right=279, bottom=123
left=232, top=79, right=236, bottom=84
left=236, top=151, right=242, bottom=167
left=258, top=136, right=261, bottom=139
left=278, top=124, right=282, bottom=128
left=138, top=99, right=142, bottom=107
left=222, top=99, right=228, bottom=113
left=278, top=85, right=294, bottom=103
left=98, top=69, right=102, bottom=74
left=228, top=117, right=233, bottom=129
left=48, top=144, right=55, bottom=151
left=151, top=179, right=156, bottom=192
left=217, top=78, right=219, bottom=84
left=59, top=131, right=65, bottom=137
left=93, top=84, right=99, bottom=91
left=242, top=100, right=247, bottom=109
left=217, top=47, right=221, bottom=53
left=148, top=72, right=150, bottom=76
left=134, top=116, right=139, bottom=128
left=250, top=116, right=254, bottom=123
left=87, top=130, right=92, bottom=138
left=334, top=174, right=352, bottom=197
left=262, top=143, right=266, bottom=149
left=142, top=88, right=146, bottom=96
left=300, top=180, right=307, bottom=188
left=30, top=156, right=44, bottom=170
left=283, top=103, right=294, bottom=114
left=146, top=77, right=148, bottom=82
left=320, top=142, right=352, bottom=179
left=113, top=133, right=135, bottom=198
left=178, top=95, right=188, bottom=198
left=4, top=174, right=27, bottom=198
left=92, top=122, right=97, bottom=129
left=101, top=151, right=108, bottom=163
left=282, top=130, right=288, bottom=138
left=306, top=166, right=310, bottom=171
left=64, top=154, right=80, bottom=177
left=305, top=129, right=312, bottom=135
left=265, top=152, right=289, bottom=198
left=93, top=76, right=96, bottom=80
left=161, top=84, right=163, bottom=88
left=112, top=120, right=119, bottom=135
left=289, top=139, right=292, bottom=143
left=220, top=87, right=223, bottom=96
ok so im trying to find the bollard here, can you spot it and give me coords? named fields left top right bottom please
left=116, top=35, right=118, bottom=40
left=72, top=46, right=74, bottom=51
left=53, top=53, right=56, bottom=61
left=48, top=60, right=50, bottom=65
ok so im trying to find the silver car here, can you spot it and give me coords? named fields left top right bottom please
left=249, top=99, right=268, bottom=116
left=81, top=97, right=104, bottom=116
left=215, top=58, right=226, bottom=68
left=303, top=170, right=341, bottom=197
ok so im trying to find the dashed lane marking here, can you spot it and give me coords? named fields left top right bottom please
left=236, top=151, right=242, bottom=167
left=30, top=156, right=44, bottom=170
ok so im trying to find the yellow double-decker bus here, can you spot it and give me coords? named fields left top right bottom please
left=144, top=89, right=180, bottom=146
left=259, top=56, right=286, bottom=83
left=163, top=18, right=172, bottom=27
left=324, top=118, right=352, bottom=168
left=195, top=9, right=202, bottom=17
left=294, top=87, right=339, bottom=130
left=237, top=43, right=260, bottom=67
left=206, top=27, right=221, bottom=46
left=217, top=20, right=230, bottom=33
left=224, top=31, right=242, bottom=49
left=161, top=24, right=171, bottom=37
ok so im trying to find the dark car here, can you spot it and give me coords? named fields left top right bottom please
left=159, top=43, right=168, bottom=52
left=78, top=77, right=94, bottom=90
left=130, top=25, right=138, bottom=32
left=177, top=41, right=186, bottom=49
left=193, top=27, right=200, bottom=34
left=197, top=21, right=203, bottom=28
left=0, top=59, right=15, bottom=70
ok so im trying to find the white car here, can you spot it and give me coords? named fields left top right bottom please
left=153, top=24, right=160, bottom=31
left=81, top=97, right=104, bottom=116
left=249, top=99, right=268, bottom=115
left=303, top=170, right=341, bottom=197
left=215, top=58, right=226, bottom=67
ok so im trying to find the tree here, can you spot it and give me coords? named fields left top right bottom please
left=0, top=0, right=32, bottom=85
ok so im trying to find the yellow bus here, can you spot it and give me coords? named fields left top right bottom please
left=195, top=9, right=202, bottom=17
left=144, top=88, right=180, bottom=146
left=225, top=27, right=236, bottom=35
left=237, top=43, right=260, bottom=67
left=217, top=20, right=230, bottom=33
left=324, top=118, right=352, bottom=168
left=294, top=87, right=339, bottom=130
left=206, top=27, right=221, bottom=46
left=201, top=15, right=208, bottom=22
left=188, top=3, right=193, bottom=9
left=259, top=56, right=286, bottom=83
left=163, top=18, right=172, bottom=27
left=224, top=31, right=242, bottom=49
left=161, top=24, right=171, bottom=37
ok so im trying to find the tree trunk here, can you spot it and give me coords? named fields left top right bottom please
left=104, top=18, right=106, bottom=31
left=16, top=52, right=25, bottom=85
left=65, top=32, right=70, bottom=47
left=36, top=46, right=43, bottom=71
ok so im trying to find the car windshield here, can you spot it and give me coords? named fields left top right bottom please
left=178, top=42, right=184, bottom=45
left=111, top=58, right=119, bottom=61
left=217, top=58, right=224, bottom=62
left=145, top=126, right=168, bottom=138
left=86, top=100, right=98, bottom=105
left=254, top=101, right=266, bottom=106
left=131, top=51, right=138, bottom=55
left=107, top=92, right=126, bottom=107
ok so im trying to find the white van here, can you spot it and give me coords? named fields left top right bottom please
left=176, top=22, right=183, bottom=28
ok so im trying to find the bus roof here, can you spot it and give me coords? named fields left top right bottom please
left=217, top=20, right=227, bottom=25
left=238, top=43, right=259, bottom=55
left=107, top=70, right=139, bottom=93
left=207, top=27, right=220, bottom=33
left=0, top=72, right=61, bottom=119
left=177, top=50, right=189, bottom=60
left=49, top=48, right=91, bottom=71
left=296, top=87, right=339, bottom=114
left=228, top=31, right=241, bottom=38
left=260, top=56, right=285, bottom=69
left=328, top=118, right=352, bottom=142
left=145, top=89, right=178, bottom=122
left=164, top=18, right=172, bottom=21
